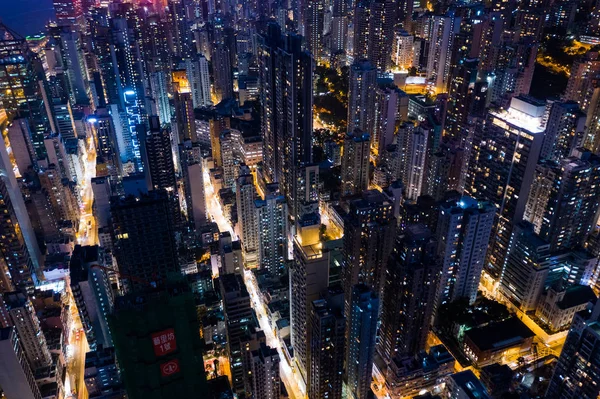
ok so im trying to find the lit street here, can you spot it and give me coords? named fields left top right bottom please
left=77, top=134, right=98, bottom=246
left=203, top=169, right=306, bottom=399
left=65, top=291, right=89, bottom=399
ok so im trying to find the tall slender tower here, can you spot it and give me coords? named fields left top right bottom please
left=435, top=197, right=495, bottom=306
left=0, top=23, right=50, bottom=160
left=341, top=130, right=370, bottom=197
left=346, top=285, right=379, bottom=399
left=0, top=134, right=42, bottom=291
left=258, top=23, right=313, bottom=221
left=378, top=224, right=440, bottom=362
left=308, top=299, right=345, bottom=399
left=347, top=60, right=377, bottom=135
left=236, top=166, right=260, bottom=267
left=546, top=302, right=600, bottom=399
left=305, top=0, right=325, bottom=60
left=467, top=96, right=545, bottom=280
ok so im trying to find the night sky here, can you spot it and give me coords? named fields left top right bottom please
left=0, top=0, right=55, bottom=37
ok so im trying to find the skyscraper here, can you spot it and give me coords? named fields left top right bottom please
left=305, top=0, right=325, bottom=60
left=426, top=13, right=462, bottom=93
left=400, top=124, right=431, bottom=201
left=499, top=222, right=551, bottom=312
left=373, top=85, right=405, bottom=157
left=53, top=0, right=84, bottom=27
left=212, top=44, right=234, bottom=103
left=467, top=96, right=545, bottom=279
left=546, top=302, right=600, bottom=399
left=378, top=224, right=439, bottom=362
left=109, top=279, right=208, bottom=399
left=340, top=130, right=370, bottom=197
left=249, top=343, right=281, bottom=399
left=2, top=292, right=52, bottom=370
left=346, top=284, right=379, bottom=399
left=105, top=3, right=147, bottom=170
left=183, top=56, right=212, bottom=108
left=258, top=23, right=313, bottom=221
left=290, top=226, right=330, bottom=382
left=256, top=195, right=288, bottom=276
left=181, top=142, right=206, bottom=229
left=219, top=273, right=255, bottom=394
left=352, top=0, right=395, bottom=70
left=0, top=23, right=49, bottom=160
left=70, top=245, right=114, bottom=350
left=236, top=167, right=260, bottom=267
left=342, top=190, right=395, bottom=325
left=0, top=134, right=42, bottom=291
left=56, top=26, right=89, bottom=105
left=538, top=150, right=600, bottom=252
left=141, top=116, right=177, bottom=192
left=435, top=197, right=495, bottom=306
left=0, top=327, right=42, bottom=399
left=110, top=190, right=179, bottom=292
left=347, top=60, right=377, bottom=135
left=541, top=101, right=586, bottom=162
left=308, top=298, right=345, bottom=399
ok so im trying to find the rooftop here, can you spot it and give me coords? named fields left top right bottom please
left=450, top=370, right=490, bottom=399
left=464, top=317, right=534, bottom=351
left=557, top=285, right=597, bottom=310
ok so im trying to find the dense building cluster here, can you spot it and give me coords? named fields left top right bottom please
left=2, top=0, right=600, bottom=399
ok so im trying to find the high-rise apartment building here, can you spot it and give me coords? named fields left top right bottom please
left=330, top=0, right=347, bottom=54
left=539, top=150, right=600, bottom=252
left=213, top=44, right=234, bottom=103
left=426, top=13, right=462, bottom=93
left=467, top=96, right=545, bottom=279
left=342, top=190, right=395, bottom=326
left=219, top=273, right=255, bottom=394
left=352, top=0, right=395, bottom=69
left=0, top=23, right=49, bottom=160
left=180, top=142, right=206, bottom=230
left=70, top=245, right=114, bottom=350
left=392, top=30, right=414, bottom=69
left=236, top=167, right=260, bottom=267
left=347, top=60, right=377, bottom=135
left=2, top=292, right=52, bottom=370
left=308, top=298, right=345, bottom=399
left=256, top=195, right=288, bottom=276
left=258, top=23, right=313, bottom=221
left=346, top=284, right=379, bottom=399
left=182, top=56, right=212, bottom=108
left=499, top=222, right=551, bottom=312
left=373, top=85, right=405, bottom=157
left=378, top=224, right=439, bottom=362
left=340, top=130, right=370, bottom=197
left=111, top=190, right=179, bottom=292
left=141, top=116, right=177, bottom=192
left=0, top=134, right=42, bottom=291
left=290, top=227, right=330, bottom=382
left=305, top=0, right=325, bottom=60
left=400, top=124, right=431, bottom=201
left=546, top=302, right=600, bottom=399
left=563, top=50, right=600, bottom=112
left=541, top=101, right=586, bottom=162
left=109, top=279, right=208, bottom=399
left=435, top=197, right=495, bottom=306
left=0, top=327, right=42, bottom=399
left=249, top=343, right=281, bottom=399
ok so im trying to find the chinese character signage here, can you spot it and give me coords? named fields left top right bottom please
left=151, top=328, right=177, bottom=357
left=160, top=359, right=180, bottom=377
